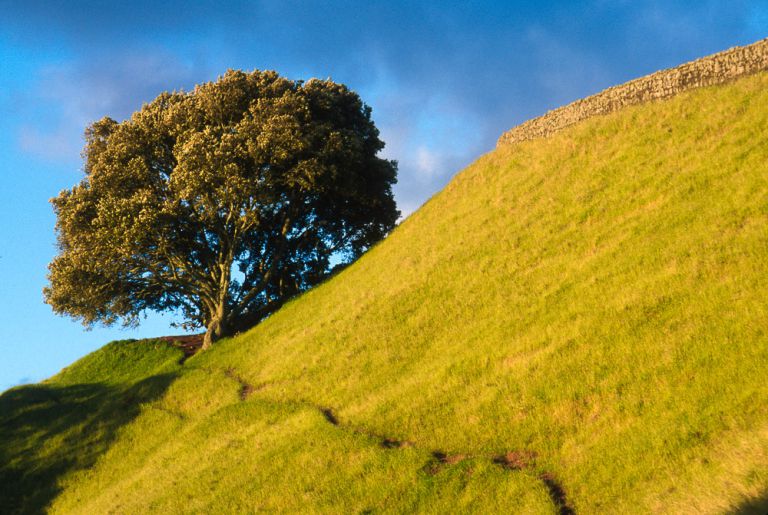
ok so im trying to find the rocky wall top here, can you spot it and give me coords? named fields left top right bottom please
left=497, top=38, right=768, bottom=148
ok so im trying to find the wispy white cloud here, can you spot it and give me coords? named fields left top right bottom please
left=17, top=124, right=80, bottom=162
left=415, top=147, right=441, bottom=180
left=16, top=49, right=210, bottom=163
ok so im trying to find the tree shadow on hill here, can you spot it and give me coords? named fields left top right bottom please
left=0, top=373, right=176, bottom=514
left=732, top=489, right=768, bottom=515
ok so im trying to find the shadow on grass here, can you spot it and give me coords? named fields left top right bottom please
left=0, top=374, right=176, bottom=514
left=732, top=489, right=768, bottom=515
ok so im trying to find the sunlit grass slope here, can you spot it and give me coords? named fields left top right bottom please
left=4, top=71, right=768, bottom=514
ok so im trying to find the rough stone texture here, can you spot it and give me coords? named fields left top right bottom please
left=497, top=38, right=768, bottom=148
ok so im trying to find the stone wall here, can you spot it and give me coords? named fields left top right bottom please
left=497, top=38, right=768, bottom=148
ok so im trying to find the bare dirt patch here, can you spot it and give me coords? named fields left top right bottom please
left=492, top=450, right=538, bottom=470
left=155, top=334, right=204, bottom=364
left=222, top=367, right=256, bottom=400
left=380, top=437, right=413, bottom=449
left=321, top=408, right=339, bottom=426
left=539, top=472, right=575, bottom=515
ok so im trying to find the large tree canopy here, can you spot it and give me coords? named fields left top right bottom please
left=45, top=70, right=399, bottom=349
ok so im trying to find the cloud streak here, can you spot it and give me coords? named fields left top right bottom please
left=3, top=0, right=763, bottom=211
left=12, top=49, right=211, bottom=162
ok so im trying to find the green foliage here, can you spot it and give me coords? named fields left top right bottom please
left=5, top=72, right=768, bottom=513
left=44, top=70, right=399, bottom=347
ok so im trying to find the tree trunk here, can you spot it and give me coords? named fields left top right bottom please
left=201, top=321, right=217, bottom=351
left=201, top=303, right=231, bottom=351
left=201, top=257, right=234, bottom=351
left=202, top=317, right=229, bottom=350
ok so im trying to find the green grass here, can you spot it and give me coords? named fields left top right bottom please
left=0, top=340, right=182, bottom=514
left=3, top=71, right=768, bottom=514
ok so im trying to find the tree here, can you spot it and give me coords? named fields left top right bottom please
left=44, top=70, right=399, bottom=349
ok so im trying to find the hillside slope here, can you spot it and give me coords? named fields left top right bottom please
left=3, top=71, right=768, bottom=514
left=0, top=340, right=183, bottom=513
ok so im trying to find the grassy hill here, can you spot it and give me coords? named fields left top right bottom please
left=3, top=70, right=768, bottom=514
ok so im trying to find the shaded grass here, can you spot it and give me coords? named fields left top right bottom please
left=733, top=491, right=768, bottom=515
left=0, top=340, right=181, bottom=514
left=3, top=72, right=768, bottom=513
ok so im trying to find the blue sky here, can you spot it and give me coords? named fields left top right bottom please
left=0, top=0, right=765, bottom=391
